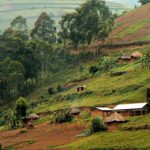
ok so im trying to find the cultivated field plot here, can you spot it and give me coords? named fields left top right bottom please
left=0, top=0, right=131, bottom=31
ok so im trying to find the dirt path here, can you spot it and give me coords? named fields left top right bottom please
left=0, top=123, right=85, bottom=150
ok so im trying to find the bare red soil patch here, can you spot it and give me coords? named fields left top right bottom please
left=0, top=123, right=85, bottom=150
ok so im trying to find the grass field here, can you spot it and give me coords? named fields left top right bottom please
left=114, top=19, right=150, bottom=39
left=30, top=47, right=150, bottom=114
left=64, top=113, right=150, bottom=150
left=65, top=130, right=150, bottom=150
left=139, top=35, right=150, bottom=41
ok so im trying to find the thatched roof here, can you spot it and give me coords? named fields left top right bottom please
left=131, top=51, right=143, bottom=58
left=28, top=114, right=39, bottom=120
left=70, top=107, right=80, bottom=114
left=105, top=112, right=126, bottom=123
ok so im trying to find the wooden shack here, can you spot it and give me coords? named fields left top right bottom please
left=91, top=107, right=112, bottom=118
left=118, top=56, right=132, bottom=63
left=76, top=86, right=86, bottom=92
left=118, top=51, right=143, bottom=64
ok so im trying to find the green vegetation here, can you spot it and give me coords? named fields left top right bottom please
left=54, top=111, right=73, bottom=123
left=66, top=130, right=150, bottom=150
left=15, top=97, right=28, bottom=118
left=32, top=47, right=150, bottom=114
left=139, top=34, right=150, bottom=41
left=59, top=0, right=115, bottom=48
left=121, top=114, right=150, bottom=130
left=114, top=19, right=150, bottom=39
left=90, top=117, right=107, bottom=133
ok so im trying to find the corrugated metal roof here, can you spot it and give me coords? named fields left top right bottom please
left=96, top=107, right=112, bottom=111
left=113, top=103, right=147, bottom=110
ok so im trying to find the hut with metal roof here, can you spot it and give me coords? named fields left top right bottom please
left=113, top=102, right=149, bottom=116
left=91, top=107, right=112, bottom=118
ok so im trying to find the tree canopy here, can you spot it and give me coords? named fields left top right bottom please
left=59, top=0, right=115, bottom=48
left=31, top=12, right=56, bottom=43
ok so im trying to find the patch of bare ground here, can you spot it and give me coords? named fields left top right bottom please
left=0, top=123, right=85, bottom=150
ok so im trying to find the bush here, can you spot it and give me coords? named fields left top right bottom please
left=110, top=70, right=126, bottom=77
left=90, top=117, right=107, bottom=133
left=89, top=66, right=99, bottom=75
left=8, top=110, right=19, bottom=128
left=99, top=56, right=117, bottom=72
left=57, top=84, right=63, bottom=92
left=48, top=87, right=55, bottom=94
left=15, top=97, right=27, bottom=118
left=80, top=111, right=91, bottom=121
left=55, top=111, right=73, bottom=123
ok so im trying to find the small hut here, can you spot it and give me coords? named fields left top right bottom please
left=76, top=86, right=86, bottom=92
left=105, top=112, right=126, bottom=123
left=91, top=107, right=112, bottom=118
left=113, top=102, right=149, bottom=116
left=118, top=56, right=131, bottom=63
left=28, top=114, right=39, bottom=120
left=70, top=107, right=81, bottom=115
left=130, top=51, right=143, bottom=59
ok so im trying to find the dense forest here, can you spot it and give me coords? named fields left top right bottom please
left=0, top=0, right=115, bottom=105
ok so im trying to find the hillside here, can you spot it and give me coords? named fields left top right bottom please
left=31, top=47, right=150, bottom=114
left=107, top=3, right=150, bottom=43
left=0, top=2, right=150, bottom=150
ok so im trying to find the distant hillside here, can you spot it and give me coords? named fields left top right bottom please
left=108, top=4, right=150, bottom=43
left=0, top=0, right=132, bottom=32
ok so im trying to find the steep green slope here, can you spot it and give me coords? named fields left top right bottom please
left=31, top=47, right=150, bottom=114
left=66, top=130, right=150, bottom=150
left=109, top=4, right=150, bottom=42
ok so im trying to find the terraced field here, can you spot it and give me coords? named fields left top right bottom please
left=0, top=0, right=132, bottom=31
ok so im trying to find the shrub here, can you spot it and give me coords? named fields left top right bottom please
left=48, top=87, right=55, bottom=94
left=110, top=70, right=126, bottom=77
left=57, top=84, right=63, bottom=92
left=64, top=93, right=79, bottom=101
left=55, top=111, right=73, bottom=123
left=99, top=56, right=117, bottom=72
left=8, top=110, right=19, bottom=128
left=15, top=97, right=27, bottom=118
left=89, top=66, right=99, bottom=75
left=80, top=111, right=91, bottom=121
left=90, top=117, right=107, bottom=133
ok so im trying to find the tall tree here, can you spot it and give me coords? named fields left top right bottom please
left=11, top=16, right=28, bottom=33
left=31, top=12, right=56, bottom=43
left=60, top=0, right=114, bottom=49
left=76, top=0, right=114, bottom=44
